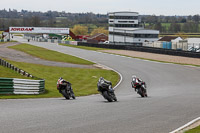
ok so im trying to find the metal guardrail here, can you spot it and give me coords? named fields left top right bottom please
left=0, top=58, right=45, bottom=94
left=0, top=78, right=45, bottom=94
left=0, top=58, right=37, bottom=78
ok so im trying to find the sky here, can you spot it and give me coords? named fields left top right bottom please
left=1, top=0, right=200, bottom=16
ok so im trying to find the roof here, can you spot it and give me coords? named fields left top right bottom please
left=158, top=36, right=179, bottom=42
left=88, top=33, right=107, bottom=39
left=108, top=11, right=139, bottom=15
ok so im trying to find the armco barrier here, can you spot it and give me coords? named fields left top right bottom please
left=0, top=78, right=45, bottom=94
left=78, top=42, right=200, bottom=58
left=0, top=58, right=36, bottom=78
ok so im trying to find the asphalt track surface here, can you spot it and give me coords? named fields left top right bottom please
left=1, top=37, right=200, bottom=133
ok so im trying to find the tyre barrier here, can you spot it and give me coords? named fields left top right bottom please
left=0, top=58, right=45, bottom=94
left=0, top=78, right=45, bottom=94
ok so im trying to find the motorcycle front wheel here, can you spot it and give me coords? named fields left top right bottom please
left=61, top=89, right=70, bottom=99
left=138, top=88, right=145, bottom=97
left=103, top=91, right=113, bottom=102
left=71, top=94, right=76, bottom=99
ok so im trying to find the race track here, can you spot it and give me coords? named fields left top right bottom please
left=1, top=37, right=200, bottom=133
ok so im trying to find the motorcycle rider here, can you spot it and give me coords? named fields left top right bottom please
left=57, top=77, right=74, bottom=95
left=98, top=77, right=114, bottom=92
left=131, top=75, right=146, bottom=91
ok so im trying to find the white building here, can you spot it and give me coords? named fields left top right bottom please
left=108, top=11, right=159, bottom=44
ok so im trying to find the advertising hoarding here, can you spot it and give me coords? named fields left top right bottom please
left=9, top=27, right=69, bottom=34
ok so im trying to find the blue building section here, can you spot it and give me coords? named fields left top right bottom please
left=163, top=42, right=172, bottom=49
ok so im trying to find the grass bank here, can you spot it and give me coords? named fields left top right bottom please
left=9, top=43, right=94, bottom=65
left=0, top=60, right=119, bottom=99
left=185, top=125, right=200, bottom=133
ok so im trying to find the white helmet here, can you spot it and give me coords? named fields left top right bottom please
left=132, top=75, right=136, bottom=79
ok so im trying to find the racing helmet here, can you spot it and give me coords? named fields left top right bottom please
left=132, top=75, right=136, bottom=79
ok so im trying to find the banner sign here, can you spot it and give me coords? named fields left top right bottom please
left=9, top=27, right=69, bottom=34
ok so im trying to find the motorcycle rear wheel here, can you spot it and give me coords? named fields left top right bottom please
left=112, top=93, right=117, bottom=101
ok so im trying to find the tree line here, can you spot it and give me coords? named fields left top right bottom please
left=0, top=9, right=200, bottom=34
left=142, top=15, right=200, bottom=33
left=0, top=9, right=108, bottom=32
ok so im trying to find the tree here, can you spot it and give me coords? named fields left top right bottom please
left=182, top=22, right=199, bottom=33
left=9, top=18, right=19, bottom=26
left=154, top=22, right=162, bottom=32
left=22, top=17, right=32, bottom=27
left=169, top=23, right=181, bottom=33
left=32, top=16, right=41, bottom=27
left=71, top=25, right=88, bottom=35
left=90, top=27, right=108, bottom=36
left=193, top=15, right=199, bottom=23
left=47, top=17, right=56, bottom=27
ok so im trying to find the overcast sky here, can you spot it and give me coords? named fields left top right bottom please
left=1, top=0, right=200, bottom=16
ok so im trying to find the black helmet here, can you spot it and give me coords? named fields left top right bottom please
left=100, top=77, right=104, bottom=80
left=59, top=77, right=63, bottom=80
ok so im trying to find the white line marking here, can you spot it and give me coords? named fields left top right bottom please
left=169, top=117, right=200, bottom=133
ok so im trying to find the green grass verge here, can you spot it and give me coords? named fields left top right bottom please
left=0, top=60, right=119, bottom=99
left=0, top=42, right=6, bottom=44
left=59, top=43, right=107, bottom=51
left=8, top=43, right=94, bottom=65
left=0, top=65, right=33, bottom=79
left=185, top=125, right=200, bottom=133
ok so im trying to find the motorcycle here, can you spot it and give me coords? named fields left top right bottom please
left=97, top=78, right=117, bottom=102
left=131, top=80, right=147, bottom=97
left=57, top=80, right=75, bottom=100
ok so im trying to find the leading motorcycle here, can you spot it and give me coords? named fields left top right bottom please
left=97, top=77, right=117, bottom=102
left=131, top=77, right=147, bottom=97
left=57, top=78, right=75, bottom=100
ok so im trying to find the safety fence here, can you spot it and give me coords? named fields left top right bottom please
left=0, top=78, right=45, bottom=94
left=78, top=42, right=200, bottom=58
left=0, top=58, right=45, bottom=94
left=143, top=42, right=200, bottom=52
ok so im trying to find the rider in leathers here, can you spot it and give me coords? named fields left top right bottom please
left=131, top=75, right=146, bottom=91
left=98, top=77, right=114, bottom=92
left=57, top=77, right=74, bottom=95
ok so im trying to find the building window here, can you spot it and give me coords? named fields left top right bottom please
left=114, top=24, right=139, bottom=28
left=112, top=16, right=138, bottom=19
left=109, top=16, right=114, bottom=19
left=118, top=21, right=128, bottom=23
left=109, top=32, right=158, bottom=38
